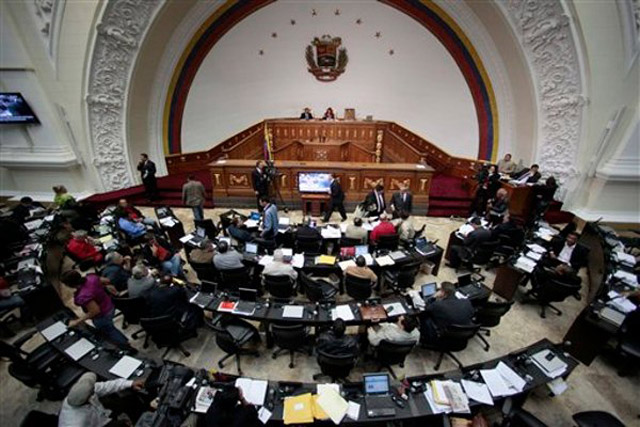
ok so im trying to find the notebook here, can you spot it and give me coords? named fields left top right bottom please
left=363, top=373, right=396, bottom=418
left=421, top=282, right=437, bottom=299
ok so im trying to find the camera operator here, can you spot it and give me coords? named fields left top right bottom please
left=252, top=160, right=269, bottom=211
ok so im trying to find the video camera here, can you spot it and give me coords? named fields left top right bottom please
left=263, top=160, right=278, bottom=181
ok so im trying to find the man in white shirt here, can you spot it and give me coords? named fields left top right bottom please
left=58, top=372, right=144, bottom=427
left=262, top=249, right=298, bottom=281
left=367, top=315, right=420, bottom=347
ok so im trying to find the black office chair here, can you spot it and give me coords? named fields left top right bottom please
left=256, top=238, right=277, bottom=255
left=218, top=267, right=251, bottom=293
left=503, top=407, right=548, bottom=427
left=207, top=317, right=259, bottom=375
left=373, top=340, right=415, bottom=379
left=0, top=308, right=18, bottom=337
left=264, top=274, right=296, bottom=300
left=524, top=270, right=581, bottom=318
left=572, top=411, right=625, bottom=427
left=313, top=350, right=357, bottom=382
left=615, top=308, right=640, bottom=376
left=112, top=296, right=147, bottom=344
left=413, top=224, right=427, bottom=240
left=190, top=260, right=220, bottom=284
left=422, top=323, right=480, bottom=370
left=271, top=323, right=311, bottom=368
left=459, top=240, right=500, bottom=276
left=140, top=314, right=197, bottom=358
left=194, top=219, right=218, bottom=239
left=295, top=237, right=323, bottom=255
left=339, top=236, right=363, bottom=249
left=487, top=232, right=525, bottom=269
left=345, top=274, right=375, bottom=300
left=299, top=272, right=337, bottom=303
left=383, top=261, right=421, bottom=294
left=376, top=233, right=399, bottom=251
left=19, top=410, right=58, bottom=427
left=0, top=330, right=85, bottom=401
left=473, top=300, right=514, bottom=351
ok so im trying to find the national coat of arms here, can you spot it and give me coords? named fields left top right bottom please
left=305, top=35, right=348, bottom=82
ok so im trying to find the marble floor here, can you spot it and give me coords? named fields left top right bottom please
left=0, top=207, right=637, bottom=426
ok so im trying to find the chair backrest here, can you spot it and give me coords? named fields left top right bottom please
left=299, top=272, right=335, bottom=303
left=190, top=261, right=220, bottom=284
left=538, top=278, right=581, bottom=303
left=413, top=224, right=427, bottom=240
left=396, top=262, right=421, bottom=289
left=472, top=240, right=500, bottom=264
left=140, top=315, right=180, bottom=348
left=376, top=340, right=415, bottom=366
left=112, top=296, right=146, bottom=325
left=377, top=233, right=399, bottom=251
left=345, top=274, right=373, bottom=300
left=474, top=300, right=513, bottom=328
left=271, top=323, right=306, bottom=350
left=437, top=323, right=480, bottom=352
left=194, top=219, right=218, bottom=239
left=295, top=238, right=322, bottom=254
left=317, top=350, right=356, bottom=379
left=264, top=275, right=295, bottom=299
left=620, top=308, right=640, bottom=345
left=219, top=267, right=250, bottom=292
left=339, top=237, right=362, bottom=248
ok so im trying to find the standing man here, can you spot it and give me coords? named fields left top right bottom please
left=497, top=153, right=516, bottom=174
left=323, top=173, right=347, bottom=222
left=365, top=184, right=386, bottom=217
left=259, top=196, right=278, bottom=240
left=390, top=183, right=412, bottom=218
left=252, top=160, right=269, bottom=212
left=182, top=175, right=206, bottom=221
left=512, top=164, right=541, bottom=185
left=137, top=153, right=157, bottom=201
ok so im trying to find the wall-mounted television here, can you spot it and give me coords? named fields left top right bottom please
left=0, top=93, right=40, bottom=124
left=298, top=172, right=332, bottom=193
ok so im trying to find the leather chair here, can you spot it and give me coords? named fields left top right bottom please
left=299, top=272, right=337, bottom=303
left=218, top=267, right=251, bottom=293
left=345, top=274, right=375, bottom=300
left=295, top=237, right=323, bottom=255
left=383, top=261, right=421, bottom=294
left=572, top=411, right=625, bottom=427
left=503, top=407, right=548, bottom=427
left=474, top=300, right=514, bottom=351
left=264, top=274, right=296, bottom=300
left=112, top=296, right=147, bottom=344
left=140, top=314, right=197, bottom=358
left=189, top=261, right=220, bottom=284
left=271, top=323, right=311, bottom=368
left=422, top=323, right=480, bottom=370
left=459, top=240, right=500, bottom=276
left=339, top=236, right=363, bottom=249
left=616, top=308, right=640, bottom=376
left=525, top=269, right=581, bottom=318
left=376, top=233, right=399, bottom=251
left=373, top=340, right=415, bottom=379
left=0, top=330, right=85, bottom=401
left=206, top=316, right=259, bottom=376
left=313, top=350, right=356, bottom=382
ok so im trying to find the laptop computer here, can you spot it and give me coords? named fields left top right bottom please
left=456, top=273, right=472, bottom=288
left=415, top=237, right=435, bottom=256
left=219, top=237, right=232, bottom=246
left=355, top=245, right=369, bottom=257
left=421, top=282, right=437, bottom=299
left=234, top=288, right=258, bottom=315
left=363, top=373, right=396, bottom=418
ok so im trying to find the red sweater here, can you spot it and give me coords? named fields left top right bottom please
left=370, top=221, right=396, bottom=243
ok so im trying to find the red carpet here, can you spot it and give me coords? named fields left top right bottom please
left=427, top=173, right=474, bottom=217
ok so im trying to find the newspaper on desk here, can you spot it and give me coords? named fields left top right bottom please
left=526, top=243, right=547, bottom=254
left=613, top=269, right=638, bottom=287
left=321, top=226, right=341, bottom=239
left=514, top=255, right=538, bottom=273
left=234, top=377, right=268, bottom=406
left=614, top=250, right=636, bottom=267
left=158, top=216, right=178, bottom=227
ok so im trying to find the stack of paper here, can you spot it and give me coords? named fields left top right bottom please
left=346, top=401, right=360, bottom=420
left=374, top=255, right=395, bottom=266
left=315, top=387, right=349, bottom=424
left=194, top=386, right=217, bottom=413
left=259, top=255, right=274, bottom=266
left=283, top=305, right=304, bottom=318
left=530, top=349, right=567, bottom=378
left=525, top=251, right=543, bottom=261
left=614, top=251, right=636, bottom=267
left=40, top=321, right=67, bottom=341
left=613, top=269, right=638, bottom=287
left=24, top=219, right=44, bottom=231
left=64, top=338, right=96, bottom=361
left=527, top=243, right=547, bottom=254
left=480, top=362, right=526, bottom=397
left=331, top=305, right=355, bottom=321
left=514, top=256, right=537, bottom=273
left=292, top=253, right=305, bottom=268
left=424, top=383, right=452, bottom=414
left=460, top=380, right=493, bottom=405
left=608, top=297, right=637, bottom=314
left=283, top=393, right=314, bottom=424
left=338, top=260, right=356, bottom=271
left=159, top=217, right=177, bottom=227
left=442, top=381, right=470, bottom=413
left=321, top=227, right=341, bottom=239
left=109, top=355, right=143, bottom=379
left=458, top=224, right=475, bottom=237
left=235, top=378, right=268, bottom=406
left=383, top=302, right=406, bottom=316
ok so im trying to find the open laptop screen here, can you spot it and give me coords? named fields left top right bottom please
left=195, top=227, right=206, bottom=238
left=245, top=242, right=258, bottom=254
left=457, top=273, right=472, bottom=288
left=421, top=282, right=437, bottom=298
left=355, top=245, right=369, bottom=256
left=364, top=374, right=390, bottom=395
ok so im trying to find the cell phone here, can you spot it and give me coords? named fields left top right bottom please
left=545, top=352, right=555, bottom=361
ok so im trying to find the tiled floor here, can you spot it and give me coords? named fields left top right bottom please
left=0, top=207, right=637, bottom=425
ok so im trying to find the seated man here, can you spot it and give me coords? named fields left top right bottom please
left=66, top=230, right=104, bottom=264
left=419, top=282, right=474, bottom=343
left=101, top=252, right=131, bottom=292
left=142, top=235, right=183, bottom=277
left=296, top=217, right=322, bottom=241
left=345, top=217, right=368, bottom=243
left=449, top=217, right=492, bottom=268
left=345, top=255, right=377, bottom=284
left=188, top=239, right=215, bottom=264
left=316, top=318, right=359, bottom=357
left=393, top=210, right=416, bottom=241
left=262, top=249, right=298, bottom=281
left=512, top=163, right=541, bottom=185
left=58, top=372, right=144, bottom=427
left=490, top=213, right=520, bottom=240
left=116, top=212, right=146, bottom=238
left=116, top=198, right=156, bottom=226
left=127, top=264, right=156, bottom=298
left=213, top=240, right=244, bottom=271
left=367, top=315, right=420, bottom=347
left=11, top=196, right=45, bottom=224
left=370, top=212, right=396, bottom=244
left=144, top=275, right=203, bottom=332
left=546, top=231, right=588, bottom=271
left=486, top=188, right=509, bottom=225
left=227, top=217, right=254, bottom=243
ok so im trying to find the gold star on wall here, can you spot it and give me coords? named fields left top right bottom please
left=290, top=19, right=296, bottom=25
left=335, top=9, right=340, bottom=16
left=356, top=19, right=362, bottom=25
left=389, top=49, right=395, bottom=55
left=311, top=9, right=317, bottom=16
left=259, top=49, right=264, bottom=55
left=375, top=31, right=382, bottom=38
left=271, top=32, right=277, bottom=38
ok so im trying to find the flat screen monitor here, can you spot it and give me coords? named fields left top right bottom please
left=0, top=93, right=39, bottom=124
left=298, top=172, right=332, bottom=193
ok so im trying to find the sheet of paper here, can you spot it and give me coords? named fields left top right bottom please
left=442, top=381, right=470, bottom=413
left=24, top=219, right=44, bottom=231
left=526, top=251, right=543, bottom=261
left=321, top=227, right=341, bottom=239
left=316, top=388, right=349, bottom=425
left=362, top=253, right=375, bottom=266
left=480, top=369, right=512, bottom=397
left=179, top=234, right=194, bottom=243
left=496, top=361, right=526, bottom=392
left=613, top=269, right=638, bottom=286
left=461, top=380, right=493, bottom=405
left=282, top=305, right=304, bottom=318
left=245, top=219, right=259, bottom=228
left=317, top=255, right=337, bottom=265
left=454, top=291, right=469, bottom=300
left=109, top=355, right=143, bottom=379
left=41, top=321, right=68, bottom=341
left=346, top=401, right=360, bottom=420
left=64, top=338, right=95, bottom=361
left=259, top=255, right=274, bottom=266
left=546, top=377, right=568, bottom=396
left=340, top=224, right=348, bottom=233
left=614, top=250, right=636, bottom=265
left=526, top=243, right=547, bottom=254
left=331, top=304, right=355, bottom=321
left=281, top=248, right=293, bottom=257
left=458, top=224, right=474, bottom=236
left=383, top=302, right=406, bottom=316
left=317, top=383, right=340, bottom=395
left=234, top=378, right=268, bottom=406
left=194, top=386, right=216, bottom=413
left=292, top=253, right=304, bottom=268
left=258, top=407, right=272, bottom=424
left=423, top=385, right=451, bottom=414
left=374, top=255, right=395, bottom=266
left=608, top=297, right=637, bottom=314
left=338, top=260, right=356, bottom=271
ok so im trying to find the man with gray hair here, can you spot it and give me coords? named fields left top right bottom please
left=58, top=372, right=144, bottom=427
left=262, top=249, right=298, bottom=281
left=101, top=251, right=131, bottom=292
left=127, top=264, right=156, bottom=298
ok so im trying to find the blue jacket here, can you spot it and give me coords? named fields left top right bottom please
left=118, top=217, right=146, bottom=238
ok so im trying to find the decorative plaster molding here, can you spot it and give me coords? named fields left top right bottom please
left=498, top=0, right=585, bottom=198
left=617, top=0, right=640, bottom=72
left=596, top=158, right=640, bottom=181
left=30, top=0, right=65, bottom=63
left=0, top=146, right=79, bottom=169
left=571, top=207, right=640, bottom=224
left=86, top=0, right=162, bottom=191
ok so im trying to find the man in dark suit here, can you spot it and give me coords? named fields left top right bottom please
left=449, top=217, right=492, bottom=268
left=299, top=107, right=313, bottom=120
left=512, top=163, right=541, bottom=185
left=323, top=174, right=347, bottom=222
left=137, top=153, right=157, bottom=200
left=364, top=184, right=386, bottom=217
left=296, top=216, right=321, bottom=241
left=251, top=160, right=269, bottom=212
left=547, top=232, right=589, bottom=271
left=390, top=183, right=412, bottom=218
left=419, top=282, right=474, bottom=343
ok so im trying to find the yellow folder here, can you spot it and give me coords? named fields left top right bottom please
left=283, top=393, right=314, bottom=424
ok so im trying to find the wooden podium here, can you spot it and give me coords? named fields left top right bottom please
left=301, top=193, right=330, bottom=217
